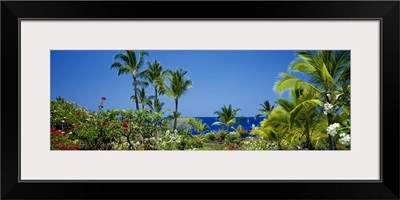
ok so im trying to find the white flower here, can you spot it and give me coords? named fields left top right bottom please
left=323, top=103, right=334, bottom=115
left=339, top=133, right=351, bottom=146
left=166, top=130, right=170, bottom=135
left=327, top=123, right=340, bottom=137
left=174, top=129, right=178, bottom=134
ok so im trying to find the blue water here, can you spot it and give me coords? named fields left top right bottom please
left=192, top=117, right=265, bottom=134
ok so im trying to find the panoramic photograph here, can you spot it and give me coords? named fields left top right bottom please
left=50, top=50, right=351, bottom=151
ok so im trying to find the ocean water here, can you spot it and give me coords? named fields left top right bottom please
left=192, top=117, right=265, bottom=134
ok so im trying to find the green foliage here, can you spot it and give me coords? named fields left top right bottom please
left=204, top=132, right=216, bottom=141
left=212, top=104, right=248, bottom=132
left=255, top=100, right=275, bottom=119
left=187, top=117, right=210, bottom=134
left=164, top=68, right=192, bottom=130
left=241, top=137, right=277, bottom=150
left=111, top=50, right=149, bottom=110
left=225, top=132, right=241, bottom=144
left=215, top=130, right=228, bottom=142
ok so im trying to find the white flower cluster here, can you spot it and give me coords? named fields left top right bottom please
left=242, top=138, right=276, bottom=150
left=323, top=103, right=334, bottom=115
left=339, top=133, right=351, bottom=146
left=251, top=124, right=259, bottom=131
left=327, top=123, right=340, bottom=137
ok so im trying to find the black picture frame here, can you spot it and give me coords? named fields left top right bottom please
left=1, top=1, right=399, bottom=199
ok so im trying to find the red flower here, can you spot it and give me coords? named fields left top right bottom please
left=89, top=115, right=93, bottom=119
left=102, top=121, right=107, bottom=126
left=102, top=97, right=106, bottom=101
left=71, top=126, right=75, bottom=131
left=122, top=122, right=128, bottom=128
left=76, top=112, right=81, bottom=116
left=123, top=127, right=128, bottom=132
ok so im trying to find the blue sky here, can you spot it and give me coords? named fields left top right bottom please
left=51, top=50, right=298, bottom=117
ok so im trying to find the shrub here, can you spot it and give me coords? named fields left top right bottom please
left=205, top=132, right=216, bottom=141
left=241, top=137, right=276, bottom=150
left=215, top=130, right=227, bottom=142
left=225, top=132, right=241, bottom=144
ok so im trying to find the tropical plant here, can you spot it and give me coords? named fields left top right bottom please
left=140, top=60, right=170, bottom=109
left=275, top=88, right=326, bottom=150
left=212, top=104, right=248, bottom=132
left=164, top=68, right=192, bottom=130
left=187, top=118, right=210, bottom=134
left=251, top=89, right=326, bottom=150
left=254, top=100, right=275, bottom=119
left=131, top=87, right=154, bottom=110
left=111, top=50, right=149, bottom=110
left=274, top=50, right=350, bottom=150
left=139, top=61, right=171, bottom=138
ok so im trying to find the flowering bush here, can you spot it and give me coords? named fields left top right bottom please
left=50, top=126, right=79, bottom=150
left=241, top=137, right=277, bottom=150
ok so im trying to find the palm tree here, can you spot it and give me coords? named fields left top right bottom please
left=253, top=89, right=326, bottom=150
left=140, top=60, right=170, bottom=111
left=255, top=100, right=275, bottom=119
left=274, top=50, right=350, bottom=150
left=111, top=50, right=149, bottom=110
left=188, top=118, right=210, bottom=135
left=148, top=99, right=165, bottom=113
left=275, top=88, right=325, bottom=150
left=131, top=87, right=153, bottom=110
left=212, top=104, right=248, bottom=132
left=140, top=60, right=170, bottom=138
left=164, top=68, right=192, bottom=131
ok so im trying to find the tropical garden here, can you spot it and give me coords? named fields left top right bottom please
left=50, top=50, right=351, bottom=150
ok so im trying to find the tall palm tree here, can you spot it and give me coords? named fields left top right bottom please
left=164, top=68, right=192, bottom=130
left=212, top=104, right=248, bottom=132
left=140, top=60, right=170, bottom=111
left=274, top=50, right=350, bottom=150
left=254, top=100, right=275, bottom=119
left=131, top=87, right=153, bottom=110
left=111, top=50, right=149, bottom=110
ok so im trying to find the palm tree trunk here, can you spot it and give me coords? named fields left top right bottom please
left=173, top=99, right=178, bottom=131
left=154, top=88, right=159, bottom=138
left=154, top=88, right=158, bottom=110
left=328, top=113, right=335, bottom=150
left=133, top=77, right=139, bottom=110
left=227, top=125, right=231, bottom=132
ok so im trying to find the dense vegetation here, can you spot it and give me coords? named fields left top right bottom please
left=50, top=50, right=350, bottom=150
